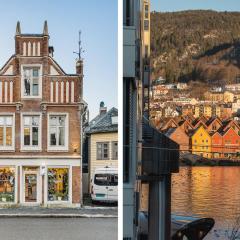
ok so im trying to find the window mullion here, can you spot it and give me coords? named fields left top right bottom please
left=3, top=125, right=6, bottom=146
left=57, top=124, right=59, bottom=147
left=30, top=124, right=33, bottom=147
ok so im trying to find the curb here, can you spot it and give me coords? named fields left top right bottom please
left=0, top=214, right=117, bottom=218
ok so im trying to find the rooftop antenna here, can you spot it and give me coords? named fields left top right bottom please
left=73, top=31, right=84, bottom=60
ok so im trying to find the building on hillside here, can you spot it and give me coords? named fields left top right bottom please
left=222, top=104, right=233, bottom=119
left=165, top=127, right=189, bottom=152
left=191, top=126, right=212, bottom=158
left=223, top=91, right=234, bottom=103
left=225, top=84, right=240, bottom=91
left=204, top=91, right=224, bottom=102
left=203, top=105, right=212, bottom=118
left=182, top=104, right=194, bottom=116
left=212, top=104, right=223, bottom=118
left=0, top=21, right=85, bottom=206
left=85, top=104, right=118, bottom=189
left=232, top=100, right=240, bottom=114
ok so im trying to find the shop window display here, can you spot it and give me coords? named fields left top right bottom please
left=0, top=167, right=15, bottom=202
left=48, top=168, right=69, bottom=201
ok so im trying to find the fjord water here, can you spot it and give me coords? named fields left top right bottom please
left=172, top=167, right=240, bottom=239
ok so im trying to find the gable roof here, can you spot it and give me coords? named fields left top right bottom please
left=85, top=107, right=118, bottom=134
left=191, top=125, right=209, bottom=137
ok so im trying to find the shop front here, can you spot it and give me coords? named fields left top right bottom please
left=0, top=159, right=80, bottom=207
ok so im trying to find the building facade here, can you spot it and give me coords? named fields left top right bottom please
left=85, top=105, right=118, bottom=188
left=0, top=22, right=84, bottom=206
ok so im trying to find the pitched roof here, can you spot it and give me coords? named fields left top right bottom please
left=165, top=127, right=177, bottom=137
left=85, top=107, right=118, bottom=134
left=206, top=117, right=222, bottom=127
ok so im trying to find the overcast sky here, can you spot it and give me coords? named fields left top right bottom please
left=0, top=0, right=117, bottom=119
left=151, top=0, right=240, bottom=12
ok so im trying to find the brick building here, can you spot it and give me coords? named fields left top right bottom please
left=0, top=21, right=84, bottom=206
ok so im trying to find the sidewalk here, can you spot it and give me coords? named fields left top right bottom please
left=0, top=206, right=118, bottom=218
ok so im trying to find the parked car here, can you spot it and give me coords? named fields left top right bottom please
left=91, top=167, right=118, bottom=202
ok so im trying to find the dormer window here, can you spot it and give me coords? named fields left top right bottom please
left=21, top=64, right=42, bottom=98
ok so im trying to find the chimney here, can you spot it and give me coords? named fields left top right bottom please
left=49, top=46, right=54, bottom=57
left=99, top=102, right=107, bottom=115
left=76, top=59, right=83, bottom=75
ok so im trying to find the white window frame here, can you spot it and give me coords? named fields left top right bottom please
left=47, top=113, right=69, bottom=152
left=0, top=113, right=15, bottom=151
left=20, top=112, right=42, bottom=151
left=21, top=64, right=42, bottom=99
left=45, top=165, right=72, bottom=204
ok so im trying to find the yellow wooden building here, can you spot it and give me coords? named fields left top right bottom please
left=191, top=125, right=212, bottom=158
left=85, top=104, right=118, bottom=192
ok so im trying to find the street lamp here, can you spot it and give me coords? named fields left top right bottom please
left=79, top=99, right=89, bottom=207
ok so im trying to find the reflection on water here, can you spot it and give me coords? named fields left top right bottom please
left=172, top=167, right=240, bottom=239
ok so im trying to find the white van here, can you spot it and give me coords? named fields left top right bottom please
left=91, top=167, right=118, bottom=202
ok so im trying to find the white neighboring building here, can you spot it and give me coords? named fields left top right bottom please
left=85, top=105, right=118, bottom=191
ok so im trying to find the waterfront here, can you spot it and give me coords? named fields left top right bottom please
left=172, top=166, right=240, bottom=239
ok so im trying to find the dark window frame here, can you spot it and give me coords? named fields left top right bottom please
left=96, top=142, right=109, bottom=160
left=112, top=141, right=118, bottom=160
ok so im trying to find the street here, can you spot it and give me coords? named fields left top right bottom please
left=0, top=218, right=117, bottom=240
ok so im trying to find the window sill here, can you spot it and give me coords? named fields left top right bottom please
left=47, top=149, right=69, bottom=153
left=0, top=145, right=15, bottom=152
left=21, top=97, right=42, bottom=100
left=20, top=149, right=42, bottom=152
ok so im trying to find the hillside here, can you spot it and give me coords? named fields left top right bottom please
left=151, top=10, right=240, bottom=85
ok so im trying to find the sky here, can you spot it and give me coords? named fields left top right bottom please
left=0, top=0, right=117, bottom=120
left=151, top=0, right=240, bottom=12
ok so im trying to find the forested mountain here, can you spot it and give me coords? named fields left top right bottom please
left=151, top=10, right=240, bottom=85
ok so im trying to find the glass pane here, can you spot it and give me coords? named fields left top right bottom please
left=50, top=117, right=57, bottom=126
left=94, top=174, right=109, bottom=186
left=32, top=117, right=39, bottom=126
left=0, top=117, right=3, bottom=125
left=0, top=168, right=15, bottom=202
left=24, top=128, right=30, bottom=145
left=25, top=174, right=37, bottom=202
left=0, top=127, right=3, bottom=145
left=50, top=127, right=57, bottom=146
left=6, top=127, right=12, bottom=146
left=5, top=117, right=12, bottom=126
left=33, top=69, right=39, bottom=77
left=48, top=168, right=69, bottom=201
left=24, top=117, right=31, bottom=126
left=59, top=117, right=65, bottom=126
left=23, top=69, right=31, bottom=78
left=58, top=127, right=65, bottom=146
left=24, top=79, right=31, bottom=96
left=32, top=127, right=38, bottom=146
left=32, top=83, right=39, bottom=96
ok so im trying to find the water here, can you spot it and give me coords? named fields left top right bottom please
left=172, top=166, right=240, bottom=239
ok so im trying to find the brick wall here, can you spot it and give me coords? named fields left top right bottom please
left=72, top=166, right=81, bottom=203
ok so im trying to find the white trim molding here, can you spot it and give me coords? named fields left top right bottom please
left=47, top=112, right=69, bottom=152
left=20, top=112, right=42, bottom=152
left=0, top=113, right=15, bottom=151
left=20, top=64, right=42, bottom=99
left=44, top=165, right=72, bottom=205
